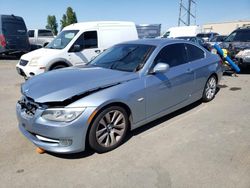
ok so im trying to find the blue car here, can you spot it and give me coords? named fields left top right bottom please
left=16, top=39, right=223, bottom=154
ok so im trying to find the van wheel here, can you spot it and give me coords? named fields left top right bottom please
left=50, top=63, right=68, bottom=70
left=88, top=106, right=129, bottom=153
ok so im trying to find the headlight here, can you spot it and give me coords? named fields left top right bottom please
left=28, top=57, right=41, bottom=66
left=41, top=108, right=85, bottom=122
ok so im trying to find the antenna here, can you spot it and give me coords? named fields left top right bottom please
left=178, top=0, right=197, bottom=26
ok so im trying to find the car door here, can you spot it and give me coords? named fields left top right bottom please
left=68, top=30, right=100, bottom=65
left=185, top=43, right=207, bottom=95
left=145, top=43, right=195, bottom=117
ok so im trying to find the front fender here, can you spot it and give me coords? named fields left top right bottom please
left=68, top=78, right=146, bottom=126
left=46, top=58, right=73, bottom=70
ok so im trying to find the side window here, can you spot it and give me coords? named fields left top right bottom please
left=72, top=31, right=98, bottom=51
left=186, top=44, right=205, bottom=62
left=28, top=30, right=34, bottom=37
left=83, top=31, right=98, bottom=49
left=154, top=43, right=187, bottom=68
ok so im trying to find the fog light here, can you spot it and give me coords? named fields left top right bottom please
left=59, top=139, right=72, bottom=146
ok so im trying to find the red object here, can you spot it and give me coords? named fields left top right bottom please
left=219, top=59, right=223, bottom=65
left=0, top=34, right=6, bottom=47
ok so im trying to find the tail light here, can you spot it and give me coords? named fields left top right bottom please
left=0, top=34, right=6, bottom=47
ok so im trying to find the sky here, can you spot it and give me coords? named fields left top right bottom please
left=0, top=0, right=249, bottom=33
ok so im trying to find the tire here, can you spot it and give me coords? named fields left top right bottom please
left=202, top=75, right=218, bottom=102
left=88, top=106, right=129, bottom=153
left=50, top=64, right=67, bottom=70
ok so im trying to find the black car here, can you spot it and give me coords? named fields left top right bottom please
left=219, top=27, right=250, bottom=67
left=0, top=14, right=30, bottom=55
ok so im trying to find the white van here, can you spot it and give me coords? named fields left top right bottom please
left=162, top=25, right=201, bottom=38
left=16, top=21, right=138, bottom=78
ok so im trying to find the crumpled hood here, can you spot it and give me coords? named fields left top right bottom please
left=21, top=48, right=61, bottom=61
left=22, top=66, right=138, bottom=103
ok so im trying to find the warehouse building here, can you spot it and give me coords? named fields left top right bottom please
left=202, top=20, right=250, bottom=35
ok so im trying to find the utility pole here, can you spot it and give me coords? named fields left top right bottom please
left=178, top=0, right=197, bottom=26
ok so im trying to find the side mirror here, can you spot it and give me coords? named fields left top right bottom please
left=152, top=63, right=169, bottom=74
left=71, top=44, right=82, bottom=52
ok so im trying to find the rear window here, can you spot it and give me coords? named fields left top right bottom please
left=38, top=30, right=53, bottom=37
left=2, top=19, right=27, bottom=36
left=197, top=33, right=211, bottom=38
left=185, top=43, right=205, bottom=62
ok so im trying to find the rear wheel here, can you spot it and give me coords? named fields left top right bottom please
left=88, top=106, right=129, bottom=153
left=202, top=75, right=217, bottom=102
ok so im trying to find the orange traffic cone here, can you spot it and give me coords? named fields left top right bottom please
left=36, top=147, right=45, bottom=154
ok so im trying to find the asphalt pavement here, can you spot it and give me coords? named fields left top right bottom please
left=0, top=60, right=250, bottom=188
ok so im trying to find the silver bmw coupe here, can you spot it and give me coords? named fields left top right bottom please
left=16, top=39, right=223, bottom=154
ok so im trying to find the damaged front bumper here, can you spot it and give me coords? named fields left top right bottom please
left=16, top=101, right=97, bottom=154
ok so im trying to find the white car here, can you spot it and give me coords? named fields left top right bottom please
left=16, top=21, right=138, bottom=78
left=235, top=49, right=250, bottom=68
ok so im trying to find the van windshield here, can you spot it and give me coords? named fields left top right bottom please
left=2, top=20, right=27, bottom=36
left=46, top=30, right=79, bottom=49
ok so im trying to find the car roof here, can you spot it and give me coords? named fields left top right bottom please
left=63, top=21, right=135, bottom=30
left=121, top=38, right=184, bottom=46
left=235, top=27, right=250, bottom=31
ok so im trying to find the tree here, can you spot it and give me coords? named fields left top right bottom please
left=46, top=15, right=58, bottom=35
left=60, top=7, right=78, bottom=30
left=66, top=7, right=77, bottom=24
left=60, top=14, right=67, bottom=31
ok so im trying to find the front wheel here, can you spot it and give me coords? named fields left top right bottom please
left=202, top=75, right=217, bottom=102
left=88, top=106, right=129, bottom=153
left=51, top=64, right=67, bottom=70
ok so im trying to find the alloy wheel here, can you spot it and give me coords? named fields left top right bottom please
left=205, top=76, right=217, bottom=100
left=96, top=110, right=126, bottom=147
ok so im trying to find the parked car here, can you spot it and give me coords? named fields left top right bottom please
left=16, top=21, right=138, bottom=79
left=0, top=14, right=30, bottom=55
left=207, top=35, right=227, bottom=46
left=175, top=36, right=210, bottom=49
left=235, top=48, right=250, bottom=68
left=219, top=27, right=250, bottom=68
left=196, top=32, right=219, bottom=42
left=16, top=39, right=223, bottom=154
left=28, top=29, right=54, bottom=49
left=162, top=25, right=202, bottom=38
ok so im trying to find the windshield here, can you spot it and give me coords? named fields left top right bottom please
left=89, top=44, right=155, bottom=72
left=224, top=30, right=250, bottom=42
left=46, top=30, right=79, bottom=49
